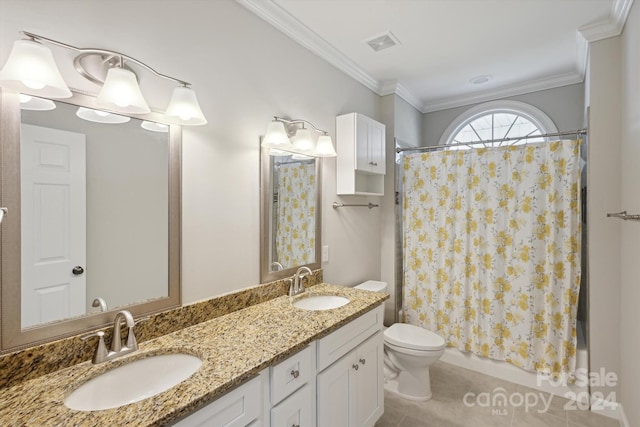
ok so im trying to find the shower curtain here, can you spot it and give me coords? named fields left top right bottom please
left=275, top=161, right=316, bottom=269
left=402, top=140, right=581, bottom=376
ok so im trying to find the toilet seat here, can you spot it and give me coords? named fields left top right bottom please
left=384, top=323, right=445, bottom=351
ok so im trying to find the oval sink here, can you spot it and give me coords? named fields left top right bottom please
left=292, top=295, right=350, bottom=311
left=64, top=353, right=202, bottom=411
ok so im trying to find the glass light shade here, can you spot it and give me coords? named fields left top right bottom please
left=96, top=67, right=150, bottom=114
left=165, top=86, right=207, bottom=125
left=19, top=94, right=56, bottom=111
left=0, top=39, right=72, bottom=98
left=315, top=134, right=337, bottom=157
left=141, top=120, right=169, bottom=133
left=262, top=120, right=292, bottom=150
left=292, top=128, right=315, bottom=154
left=76, top=107, right=130, bottom=124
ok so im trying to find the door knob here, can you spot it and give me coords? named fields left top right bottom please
left=72, top=266, right=85, bottom=275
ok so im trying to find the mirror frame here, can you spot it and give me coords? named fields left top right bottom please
left=260, top=145, right=322, bottom=283
left=0, top=89, right=181, bottom=352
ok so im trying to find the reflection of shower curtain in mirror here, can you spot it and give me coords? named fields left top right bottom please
left=276, top=162, right=316, bottom=269
left=402, top=140, right=581, bottom=376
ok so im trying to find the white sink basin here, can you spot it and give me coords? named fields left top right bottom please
left=64, top=353, right=202, bottom=411
left=292, top=295, right=350, bottom=311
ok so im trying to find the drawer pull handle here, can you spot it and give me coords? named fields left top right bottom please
left=359, top=358, right=366, bottom=365
left=291, top=369, right=300, bottom=379
left=353, top=364, right=359, bottom=371
left=369, top=161, right=378, bottom=166
left=292, top=424, right=300, bottom=427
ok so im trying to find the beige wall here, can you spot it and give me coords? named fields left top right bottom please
left=0, top=0, right=383, bottom=303
left=620, top=2, right=640, bottom=425
left=586, top=37, right=622, bottom=401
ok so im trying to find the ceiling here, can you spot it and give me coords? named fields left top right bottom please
left=238, top=0, right=633, bottom=113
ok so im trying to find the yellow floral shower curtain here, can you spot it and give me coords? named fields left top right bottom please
left=275, top=161, right=316, bottom=269
left=402, top=140, right=581, bottom=376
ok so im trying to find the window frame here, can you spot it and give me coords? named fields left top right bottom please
left=438, top=100, right=558, bottom=147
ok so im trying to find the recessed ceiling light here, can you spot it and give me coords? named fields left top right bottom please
left=470, top=75, right=493, bottom=85
left=364, top=31, right=401, bottom=52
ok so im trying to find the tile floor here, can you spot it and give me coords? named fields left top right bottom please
left=375, top=362, right=620, bottom=427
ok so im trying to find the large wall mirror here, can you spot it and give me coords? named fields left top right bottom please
left=260, top=146, right=321, bottom=283
left=0, top=89, right=181, bottom=351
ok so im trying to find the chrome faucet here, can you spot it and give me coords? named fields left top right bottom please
left=81, top=310, right=139, bottom=364
left=289, top=266, right=313, bottom=296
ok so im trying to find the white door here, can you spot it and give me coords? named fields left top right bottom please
left=20, top=124, right=86, bottom=328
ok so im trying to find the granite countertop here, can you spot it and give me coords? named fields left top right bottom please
left=0, top=283, right=388, bottom=427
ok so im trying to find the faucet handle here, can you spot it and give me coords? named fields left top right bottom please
left=81, top=331, right=108, bottom=364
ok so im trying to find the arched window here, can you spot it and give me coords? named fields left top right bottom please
left=439, top=100, right=558, bottom=150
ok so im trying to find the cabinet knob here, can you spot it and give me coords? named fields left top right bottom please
left=291, top=369, right=300, bottom=379
left=359, top=358, right=366, bottom=365
left=292, top=424, right=300, bottom=427
left=352, top=364, right=359, bottom=371
left=369, top=161, right=378, bottom=166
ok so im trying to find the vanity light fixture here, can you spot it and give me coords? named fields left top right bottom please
left=0, top=31, right=207, bottom=125
left=262, top=116, right=337, bottom=158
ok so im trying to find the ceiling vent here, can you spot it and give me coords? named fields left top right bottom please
left=364, top=31, right=400, bottom=52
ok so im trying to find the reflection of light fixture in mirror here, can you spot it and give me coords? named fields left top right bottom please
left=141, top=121, right=169, bottom=133
left=19, top=94, right=56, bottom=111
left=76, top=107, right=131, bottom=124
left=96, top=66, right=150, bottom=114
left=165, top=85, right=207, bottom=125
left=0, top=31, right=207, bottom=125
left=0, top=39, right=72, bottom=98
left=262, top=116, right=336, bottom=158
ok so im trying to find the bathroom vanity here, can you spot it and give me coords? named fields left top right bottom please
left=0, top=283, right=387, bottom=426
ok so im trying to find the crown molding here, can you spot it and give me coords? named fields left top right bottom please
left=579, top=0, right=633, bottom=41
left=421, top=72, right=584, bottom=113
left=238, top=0, right=630, bottom=115
left=236, top=0, right=380, bottom=94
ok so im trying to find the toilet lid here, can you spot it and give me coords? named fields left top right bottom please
left=384, top=323, right=445, bottom=351
left=354, top=280, right=387, bottom=292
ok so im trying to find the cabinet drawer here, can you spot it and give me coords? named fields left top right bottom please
left=317, top=304, right=383, bottom=371
left=271, top=345, right=312, bottom=405
left=174, top=373, right=262, bottom=427
left=271, top=384, right=312, bottom=427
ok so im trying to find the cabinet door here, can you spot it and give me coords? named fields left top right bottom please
left=367, top=121, right=385, bottom=175
left=355, top=333, right=384, bottom=427
left=317, top=352, right=357, bottom=427
left=271, top=384, right=312, bottom=427
left=174, top=374, right=262, bottom=427
left=355, top=114, right=370, bottom=173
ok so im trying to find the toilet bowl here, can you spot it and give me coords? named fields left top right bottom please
left=354, top=280, right=445, bottom=401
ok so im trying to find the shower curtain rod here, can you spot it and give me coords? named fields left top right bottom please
left=396, top=129, right=587, bottom=154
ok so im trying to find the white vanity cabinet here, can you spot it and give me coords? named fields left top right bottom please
left=316, top=305, right=384, bottom=427
left=173, top=304, right=384, bottom=427
left=336, top=113, right=386, bottom=196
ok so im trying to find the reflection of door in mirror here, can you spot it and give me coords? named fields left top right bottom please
left=20, top=124, right=87, bottom=328
left=271, top=157, right=316, bottom=271
left=19, top=100, right=169, bottom=329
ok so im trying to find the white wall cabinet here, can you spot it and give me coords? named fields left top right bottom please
left=316, top=332, right=383, bottom=427
left=336, top=113, right=386, bottom=196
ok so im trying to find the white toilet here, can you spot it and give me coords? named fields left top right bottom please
left=354, top=280, right=445, bottom=401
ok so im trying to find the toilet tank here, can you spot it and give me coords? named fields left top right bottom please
left=354, top=280, right=387, bottom=292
